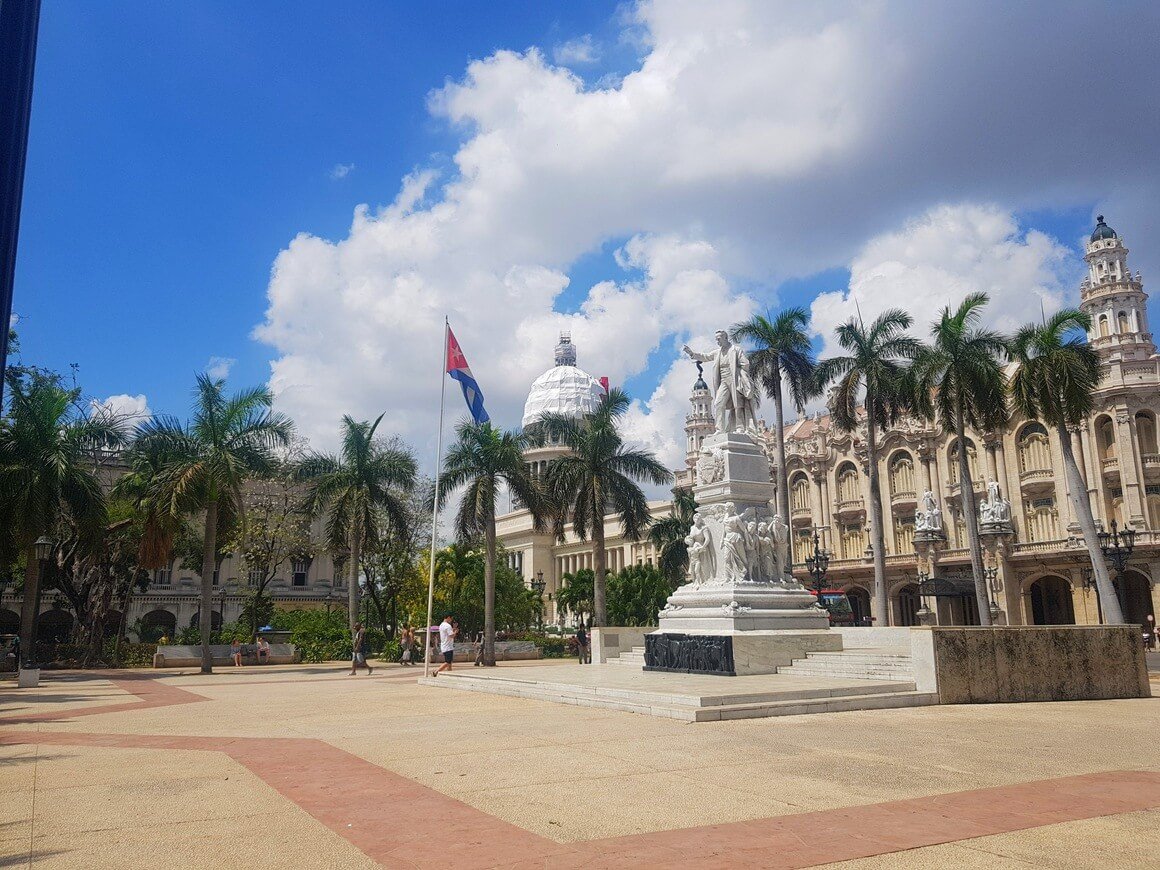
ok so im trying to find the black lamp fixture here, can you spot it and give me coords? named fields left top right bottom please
left=530, top=570, right=546, bottom=631
left=804, top=528, right=831, bottom=602
left=1097, top=518, right=1135, bottom=617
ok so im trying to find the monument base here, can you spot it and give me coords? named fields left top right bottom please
left=646, top=629, right=841, bottom=676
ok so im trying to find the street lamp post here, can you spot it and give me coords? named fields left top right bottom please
left=804, top=528, right=831, bottom=613
left=983, top=565, right=1000, bottom=619
left=18, top=535, right=53, bottom=684
left=530, top=570, right=546, bottom=632
left=1097, top=519, right=1136, bottom=622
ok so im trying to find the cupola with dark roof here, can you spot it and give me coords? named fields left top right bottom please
left=1090, top=214, right=1117, bottom=242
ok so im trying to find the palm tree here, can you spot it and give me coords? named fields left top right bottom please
left=649, top=488, right=697, bottom=585
left=537, top=388, right=672, bottom=626
left=438, top=421, right=545, bottom=665
left=815, top=309, right=921, bottom=625
left=299, top=415, right=417, bottom=634
left=1010, top=309, right=1125, bottom=624
left=0, top=378, right=124, bottom=667
left=910, top=293, right=1009, bottom=626
left=731, top=309, right=817, bottom=522
left=129, top=375, right=293, bottom=673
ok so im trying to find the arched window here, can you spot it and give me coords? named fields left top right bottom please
left=1025, top=496, right=1060, bottom=542
left=1118, top=311, right=1130, bottom=334
left=793, top=528, right=812, bottom=566
left=890, top=451, right=915, bottom=497
left=1136, top=411, right=1158, bottom=455
left=1096, top=416, right=1116, bottom=461
left=1017, top=422, right=1051, bottom=474
left=790, top=473, right=810, bottom=515
left=836, top=463, right=860, bottom=503
left=1147, top=495, right=1160, bottom=530
left=948, top=438, right=979, bottom=485
left=839, top=522, right=866, bottom=560
left=1098, top=314, right=1110, bottom=337
left=894, top=519, right=915, bottom=554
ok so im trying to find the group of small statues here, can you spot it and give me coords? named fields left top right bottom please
left=685, top=500, right=791, bottom=587
left=914, top=490, right=943, bottom=533
left=979, top=479, right=1013, bottom=526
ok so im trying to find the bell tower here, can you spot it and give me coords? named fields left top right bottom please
left=1079, top=215, right=1155, bottom=362
left=684, top=361, right=715, bottom=470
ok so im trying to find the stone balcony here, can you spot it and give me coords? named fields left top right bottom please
left=1101, top=457, right=1120, bottom=476
left=791, top=505, right=812, bottom=522
left=1018, top=467, right=1053, bottom=487
left=834, top=498, right=865, bottom=517
left=890, top=489, right=916, bottom=507
left=1142, top=453, right=1160, bottom=475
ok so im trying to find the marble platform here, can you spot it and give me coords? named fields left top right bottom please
left=419, top=662, right=937, bottom=722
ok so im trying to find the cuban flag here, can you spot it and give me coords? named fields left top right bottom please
left=446, top=327, right=490, bottom=424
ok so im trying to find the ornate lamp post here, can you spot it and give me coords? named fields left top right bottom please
left=1097, top=519, right=1136, bottom=621
left=530, top=570, right=546, bottom=631
left=983, top=565, right=1001, bottom=619
left=804, top=528, right=831, bottom=608
left=915, top=569, right=931, bottom=620
left=19, top=535, right=53, bottom=679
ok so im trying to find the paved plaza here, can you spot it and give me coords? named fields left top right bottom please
left=3, top=660, right=1159, bottom=868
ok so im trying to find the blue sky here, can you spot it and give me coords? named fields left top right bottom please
left=13, top=1, right=633, bottom=414
left=10, top=2, right=1158, bottom=470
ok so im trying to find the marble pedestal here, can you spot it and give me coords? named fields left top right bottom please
left=651, top=431, right=831, bottom=675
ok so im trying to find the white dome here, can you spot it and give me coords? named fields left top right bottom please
left=521, top=365, right=605, bottom=428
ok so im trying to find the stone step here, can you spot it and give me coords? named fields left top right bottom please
left=801, top=652, right=913, bottom=665
left=419, top=673, right=934, bottom=721
left=780, top=667, right=915, bottom=681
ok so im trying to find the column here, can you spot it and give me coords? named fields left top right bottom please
left=1117, top=411, right=1146, bottom=526
left=1081, top=423, right=1106, bottom=523
left=920, top=451, right=933, bottom=494
left=820, top=474, right=833, bottom=551
left=813, top=474, right=825, bottom=539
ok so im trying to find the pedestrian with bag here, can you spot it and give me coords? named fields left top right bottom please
left=349, top=622, right=373, bottom=676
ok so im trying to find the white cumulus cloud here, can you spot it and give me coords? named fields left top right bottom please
left=92, top=393, right=151, bottom=422
left=329, top=163, right=355, bottom=180
left=254, top=0, right=1160, bottom=476
left=205, top=356, right=236, bottom=380
left=552, top=35, right=600, bottom=66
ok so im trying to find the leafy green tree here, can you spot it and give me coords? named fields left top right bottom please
left=438, top=422, right=546, bottom=665
left=0, top=377, right=124, bottom=666
left=1009, top=308, right=1125, bottom=623
left=220, top=464, right=314, bottom=637
left=606, top=563, right=678, bottom=626
left=815, top=309, right=920, bottom=625
left=649, top=488, right=696, bottom=585
left=126, top=375, right=293, bottom=672
left=536, top=388, right=671, bottom=626
left=555, top=568, right=594, bottom=626
left=362, top=480, right=433, bottom=640
left=298, top=417, right=417, bottom=633
left=910, top=293, right=1009, bottom=626
left=731, top=309, right=817, bottom=522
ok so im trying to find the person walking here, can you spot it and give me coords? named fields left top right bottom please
left=575, top=624, right=590, bottom=665
left=434, top=614, right=457, bottom=676
left=349, top=622, right=373, bottom=676
left=400, top=626, right=414, bottom=665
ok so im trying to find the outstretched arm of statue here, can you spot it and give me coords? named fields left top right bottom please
left=683, top=345, right=713, bottom=363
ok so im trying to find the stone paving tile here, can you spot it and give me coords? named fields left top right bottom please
left=3, top=668, right=1160, bottom=868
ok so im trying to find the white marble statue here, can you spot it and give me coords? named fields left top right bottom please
left=915, top=489, right=943, bottom=532
left=683, top=330, right=760, bottom=434
left=770, top=511, right=790, bottom=579
left=980, top=479, right=1012, bottom=525
left=721, top=507, right=749, bottom=583
left=756, top=522, right=776, bottom=581
left=686, top=512, right=715, bottom=586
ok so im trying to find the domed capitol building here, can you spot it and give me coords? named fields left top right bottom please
left=499, top=217, right=1160, bottom=630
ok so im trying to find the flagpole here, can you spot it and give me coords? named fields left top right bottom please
left=423, top=316, right=449, bottom=678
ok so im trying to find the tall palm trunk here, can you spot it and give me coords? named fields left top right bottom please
left=483, top=514, right=497, bottom=666
left=865, top=414, right=889, bottom=625
left=1058, top=424, right=1124, bottom=623
left=955, top=409, right=992, bottom=626
left=592, top=484, right=607, bottom=627
left=199, top=500, right=219, bottom=673
left=772, top=374, right=790, bottom=523
left=17, top=545, right=41, bottom=669
left=348, top=530, right=361, bottom=631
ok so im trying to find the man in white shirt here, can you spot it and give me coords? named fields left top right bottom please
left=434, top=613, right=458, bottom=675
